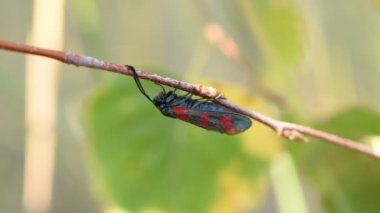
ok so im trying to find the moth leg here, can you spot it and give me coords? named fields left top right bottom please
left=155, top=83, right=166, bottom=93
left=191, top=96, right=213, bottom=108
left=169, top=92, right=194, bottom=105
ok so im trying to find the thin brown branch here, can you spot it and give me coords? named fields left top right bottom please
left=0, top=40, right=223, bottom=99
left=1, top=39, right=379, bottom=160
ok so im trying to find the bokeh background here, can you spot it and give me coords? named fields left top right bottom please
left=1, top=0, right=380, bottom=212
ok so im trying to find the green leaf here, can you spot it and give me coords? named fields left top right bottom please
left=83, top=73, right=267, bottom=212
left=290, top=107, right=380, bottom=213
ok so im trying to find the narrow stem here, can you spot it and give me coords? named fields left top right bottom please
left=1, top=39, right=379, bottom=160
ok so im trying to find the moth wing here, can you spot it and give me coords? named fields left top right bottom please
left=172, top=107, right=252, bottom=135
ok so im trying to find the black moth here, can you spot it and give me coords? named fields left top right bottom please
left=126, top=65, right=251, bottom=135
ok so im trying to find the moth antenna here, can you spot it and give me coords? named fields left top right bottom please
left=126, top=65, right=154, bottom=104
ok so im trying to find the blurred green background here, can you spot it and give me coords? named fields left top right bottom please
left=1, top=0, right=380, bottom=212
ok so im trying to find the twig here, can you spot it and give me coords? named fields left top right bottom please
left=1, top=39, right=379, bottom=160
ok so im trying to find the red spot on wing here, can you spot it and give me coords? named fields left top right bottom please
left=200, top=113, right=210, bottom=127
left=173, top=107, right=191, bottom=120
left=220, top=116, right=237, bottom=134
